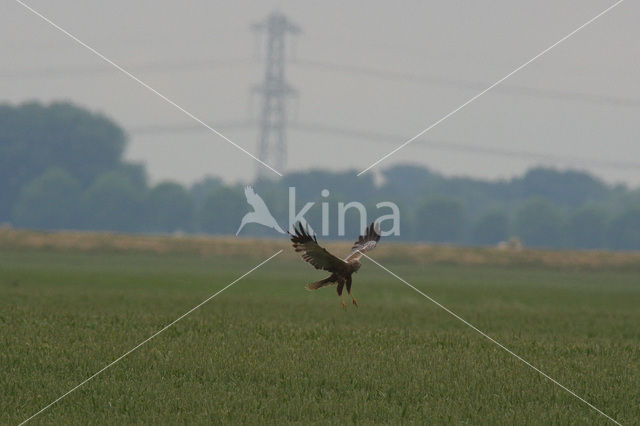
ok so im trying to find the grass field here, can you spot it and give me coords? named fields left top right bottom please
left=1, top=233, right=639, bottom=424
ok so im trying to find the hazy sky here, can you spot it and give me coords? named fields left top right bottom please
left=2, top=0, right=639, bottom=186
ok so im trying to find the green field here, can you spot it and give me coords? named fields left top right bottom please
left=1, top=243, right=639, bottom=424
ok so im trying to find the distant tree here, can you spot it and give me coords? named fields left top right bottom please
left=147, top=182, right=194, bottom=233
left=607, top=209, right=640, bottom=250
left=515, top=167, right=607, bottom=208
left=111, top=162, right=148, bottom=192
left=567, top=207, right=606, bottom=249
left=199, top=186, right=246, bottom=235
left=12, top=167, right=82, bottom=230
left=472, top=210, right=508, bottom=246
left=617, top=188, right=640, bottom=211
left=282, top=170, right=377, bottom=205
left=82, top=171, right=147, bottom=232
left=414, top=196, right=464, bottom=243
left=191, top=176, right=224, bottom=210
left=4, top=103, right=638, bottom=248
left=514, top=198, right=565, bottom=248
left=0, top=102, right=126, bottom=221
left=381, top=165, right=435, bottom=202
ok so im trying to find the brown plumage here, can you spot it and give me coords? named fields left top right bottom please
left=289, top=221, right=381, bottom=309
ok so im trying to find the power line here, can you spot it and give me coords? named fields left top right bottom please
left=130, top=120, right=251, bottom=135
left=0, top=58, right=250, bottom=79
left=288, top=122, right=640, bottom=172
left=129, top=120, right=640, bottom=172
left=4, top=57, right=639, bottom=109
left=293, top=58, right=640, bottom=109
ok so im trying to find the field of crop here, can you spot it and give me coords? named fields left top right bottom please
left=1, top=231, right=639, bottom=424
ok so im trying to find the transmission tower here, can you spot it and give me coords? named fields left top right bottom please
left=252, top=11, right=300, bottom=177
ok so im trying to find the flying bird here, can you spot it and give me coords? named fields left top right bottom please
left=236, top=186, right=285, bottom=235
left=290, top=221, right=381, bottom=309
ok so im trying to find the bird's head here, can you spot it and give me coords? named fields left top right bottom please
left=351, top=260, right=362, bottom=273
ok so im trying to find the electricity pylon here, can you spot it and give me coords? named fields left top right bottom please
left=252, top=11, right=300, bottom=178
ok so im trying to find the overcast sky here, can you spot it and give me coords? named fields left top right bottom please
left=2, top=0, right=639, bottom=186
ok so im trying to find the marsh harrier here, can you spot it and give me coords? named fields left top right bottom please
left=290, top=222, right=381, bottom=309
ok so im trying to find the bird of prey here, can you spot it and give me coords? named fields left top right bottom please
left=290, top=221, right=381, bottom=309
left=236, top=186, right=285, bottom=235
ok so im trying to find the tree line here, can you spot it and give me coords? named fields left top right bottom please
left=2, top=101, right=639, bottom=250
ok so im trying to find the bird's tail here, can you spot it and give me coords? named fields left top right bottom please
left=306, top=276, right=336, bottom=291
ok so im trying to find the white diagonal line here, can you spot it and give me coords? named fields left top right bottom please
left=361, top=253, right=621, bottom=425
left=13, top=0, right=282, bottom=177
left=357, top=0, right=626, bottom=176
left=19, top=250, right=283, bottom=425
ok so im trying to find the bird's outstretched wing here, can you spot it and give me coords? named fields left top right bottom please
left=345, top=222, right=381, bottom=263
left=290, top=222, right=348, bottom=274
